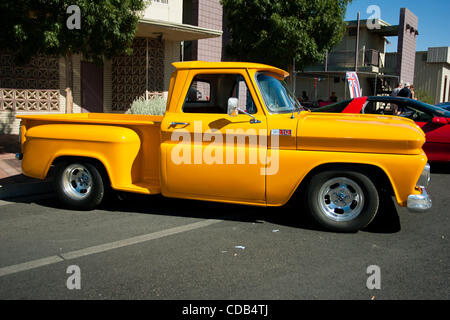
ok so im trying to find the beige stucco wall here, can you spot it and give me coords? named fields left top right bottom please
left=437, top=66, right=450, bottom=103
left=334, top=27, right=386, bottom=54
left=164, top=40, right=180, bottom=91
left=59, top=56, right=67, bottom=113
left=143, top=0, right=183, bottom=23
left=414, top=52, right=444, bottom=104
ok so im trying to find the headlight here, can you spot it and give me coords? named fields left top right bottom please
left=417, top=163, right=430, bottom=188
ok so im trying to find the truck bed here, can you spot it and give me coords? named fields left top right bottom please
left=17, top=112, right=163, bottom=126
left=17, top=113, right=164, bottom=195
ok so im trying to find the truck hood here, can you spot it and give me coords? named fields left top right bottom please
left=297, top=112, right=425, bottom=155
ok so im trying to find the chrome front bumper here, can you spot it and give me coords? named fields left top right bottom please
left=407, top=188, right=432, bottom=212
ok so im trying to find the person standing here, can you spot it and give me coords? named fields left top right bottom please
left=300, top=91, right=309, bottom=102
left=398, top=83, right=412, bottom=98
left=391, top=83, right=402, bottom=97
left=410, top=85, right=416, bottom=100
left=329, top=92, right=338, bottom=102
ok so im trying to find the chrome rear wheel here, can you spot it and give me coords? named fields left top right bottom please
left=62, top=164, right=93, bottom=200
left=55, top=161, right=105, bottom=210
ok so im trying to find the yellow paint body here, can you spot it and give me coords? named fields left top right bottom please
left=17, top=61, right=427, bottom=208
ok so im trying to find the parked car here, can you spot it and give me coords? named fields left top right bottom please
left=16, top=62, right=431, bottom=232
left=314, top=96, right=450, bottom=162
left=435, top=102, right=450, bottom=111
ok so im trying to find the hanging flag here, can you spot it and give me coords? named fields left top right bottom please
left=346, top=72, right=362, bottom=98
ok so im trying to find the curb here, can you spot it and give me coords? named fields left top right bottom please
left=0, top=179, right=54, bottom=200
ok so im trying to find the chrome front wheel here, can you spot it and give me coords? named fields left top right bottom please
left=306, top=170, right=379, bottom=232
left=317, top=177, right=365, bottom=222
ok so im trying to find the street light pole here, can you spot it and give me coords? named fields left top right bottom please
left=355, top=12, right=360, bottom=72
left=292, top=57, right=296, bottom=94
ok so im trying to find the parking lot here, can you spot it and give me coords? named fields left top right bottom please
left=0, top=166, right=448, bottom=301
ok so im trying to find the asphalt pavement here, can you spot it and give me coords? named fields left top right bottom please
left=0, top=166, right=448, bottom=302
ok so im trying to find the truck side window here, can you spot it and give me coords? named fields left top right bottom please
left=231, top=75, right=257, bottom=114
left=186, top=81, right=210, bottom=103
left=183, top=74, right=257, bottom=114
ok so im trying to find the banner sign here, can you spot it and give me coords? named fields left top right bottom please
left=346, top=72, right=361, bottom=98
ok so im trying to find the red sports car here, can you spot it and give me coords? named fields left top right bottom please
left=313, top=96, right=450, bottom=162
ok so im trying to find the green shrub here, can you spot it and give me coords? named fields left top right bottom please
left=414, top=89, right=434, bottom=105
left=127, top=96, right=167, bottom=115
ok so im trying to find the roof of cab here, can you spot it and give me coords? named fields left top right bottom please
left=172, top=61, right=289, bottom=78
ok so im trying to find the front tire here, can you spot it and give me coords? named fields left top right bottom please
left=306, top=170, right=379, bottom=232
left=54, top=162, right=105, bottom=210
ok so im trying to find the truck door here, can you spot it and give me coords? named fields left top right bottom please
left=160, top=70, right=267, bottom=204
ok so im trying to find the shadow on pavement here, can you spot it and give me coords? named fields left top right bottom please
left=0, top=134, right=20, bottom=154
left=362, top=193, right=401, bottom=233
left=0, top=173, right=35, bottom=185
left=19, top=188, right=401, bottom=234
left=430, top=162, right=450, bottom=174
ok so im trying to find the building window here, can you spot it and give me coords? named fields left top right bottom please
left=152, top=0, right=168, bottom=4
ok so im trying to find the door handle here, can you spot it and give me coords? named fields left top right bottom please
left=170, top=122, right=190, bottom=127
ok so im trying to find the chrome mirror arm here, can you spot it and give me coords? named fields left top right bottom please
left=237, top=107, right=261, bottom=124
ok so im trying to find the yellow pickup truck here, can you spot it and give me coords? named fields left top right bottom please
left=17, top=61, right=431, bottom=232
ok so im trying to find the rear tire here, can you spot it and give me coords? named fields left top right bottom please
left=54, top=161, right=105, bottom=210
left=306, top=170, right=379, bottom=232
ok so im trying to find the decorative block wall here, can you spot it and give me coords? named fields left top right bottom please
left=0, top=53, right=59, bottom=90
left=111, top=37, right=164, bottom=111
left=0, top=53, right=60, bottom=113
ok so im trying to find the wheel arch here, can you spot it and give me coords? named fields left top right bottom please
left=295, top=162, right=395, bottom=197
left=50, top=155, right=111, bottom=187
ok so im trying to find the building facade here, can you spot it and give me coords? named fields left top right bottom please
left=414, top=47, right=450, bottom=104
left=182, top=0, right=227, bottom=62
left=294, top=8, right=418, bottom=105
left=0, top=0, right=222, bottom=134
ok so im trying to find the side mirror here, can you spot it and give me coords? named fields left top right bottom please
left=432, top=116, right=449, bottom=124
left=227, top=97, right=261, bottom=123
left=227, top=97, right=239, bottom=117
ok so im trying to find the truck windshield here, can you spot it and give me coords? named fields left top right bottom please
left=256, top=72, right=303, bottom=113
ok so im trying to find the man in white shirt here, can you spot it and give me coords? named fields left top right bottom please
left=391, top=83, right=403, bottom=97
